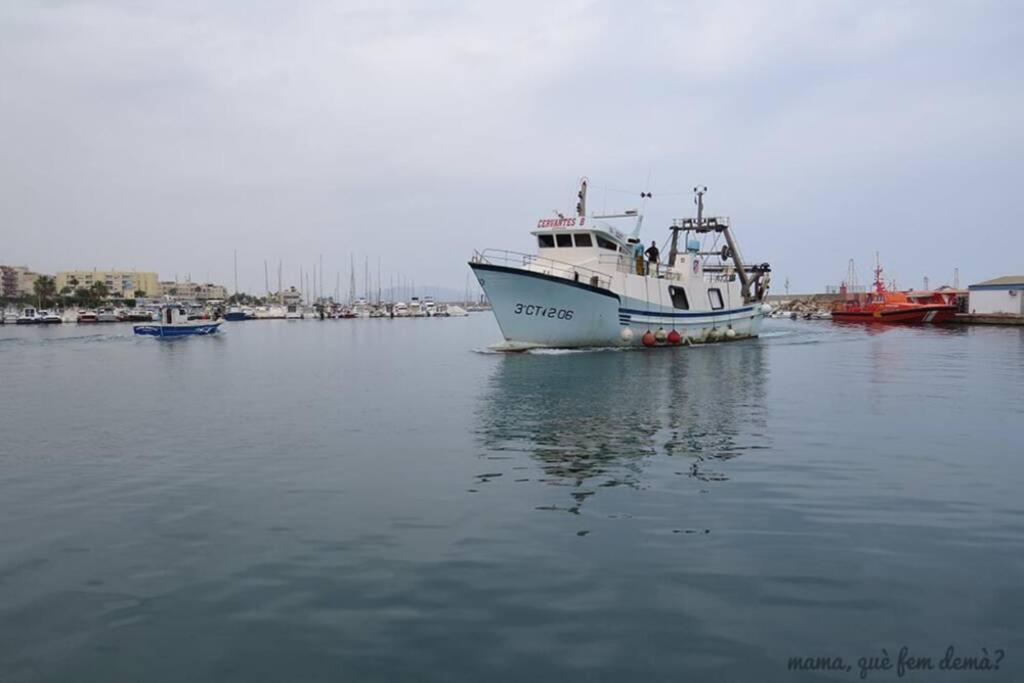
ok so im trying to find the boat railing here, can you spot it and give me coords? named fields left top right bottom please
left=472, top=250, right=612, bottom=290
left=597, top=253, right=642, bottom=276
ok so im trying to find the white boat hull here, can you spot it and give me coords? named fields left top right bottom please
left=471, top=262, right=764, bottom=348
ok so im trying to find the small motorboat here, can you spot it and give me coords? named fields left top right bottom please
left=832, top=260, right=957, bottom=324
left=16, top=307, right=41, bottom=324
left=125, top=309, right=155, bottom=322
left=224, top=306, right=248, bottom=321
left=134, top=306, right=223, bottom=337
left=38, top=310, right=63, bottom=324
left=96, top=308, right=121, bottom=323
left=77, top=310, right=99, bottom=323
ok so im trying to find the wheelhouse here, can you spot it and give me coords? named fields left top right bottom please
left=532, top=227, right=629, bottom=264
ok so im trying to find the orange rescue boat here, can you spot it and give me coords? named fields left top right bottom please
left=832, top=262, right=957, bottom=324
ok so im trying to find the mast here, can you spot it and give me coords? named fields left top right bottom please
left=576, top=177, right=588, bottom=217
left=233, top=249, right=238, bottom=298
left=349, top=255, right=356, bottom=305
left=673, top=186, right=760, bottom=302
left=669, top=186, right=706, bottom=266
left=264, top=260, right=269, bottom=298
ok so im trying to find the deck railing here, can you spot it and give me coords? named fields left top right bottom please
left=471, top=250, right=612, bottom=290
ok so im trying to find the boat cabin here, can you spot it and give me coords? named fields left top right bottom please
left=532, top=214, right=634, bottom=271
left=160, top=306, right=190, bottom=325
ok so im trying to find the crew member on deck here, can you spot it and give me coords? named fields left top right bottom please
left=645, top=241, right=661, bottom=277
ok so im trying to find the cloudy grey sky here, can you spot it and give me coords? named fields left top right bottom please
left=1, top=0, right=1021, bottom=294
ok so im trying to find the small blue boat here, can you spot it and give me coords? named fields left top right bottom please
left=134, top=306, right=223, bottom=337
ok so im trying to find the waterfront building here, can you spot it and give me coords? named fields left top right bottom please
left=158, top=281, right=228, bottom=301
left=56, top=270, right=159, bottom=299
left=0, top=265, right=44, bottom=298
left=967, top=276, right=1024, bottom=315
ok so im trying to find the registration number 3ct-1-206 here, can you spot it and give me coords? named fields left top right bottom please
left=512, top=303, right=574, bottom=320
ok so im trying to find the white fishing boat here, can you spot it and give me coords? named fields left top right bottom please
left=469, top=181, right=771, bottom=349
left=285, top=303, right=304, bottom=320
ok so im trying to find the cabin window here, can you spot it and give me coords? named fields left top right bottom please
left=573, top=233, right=593, bottom=247
left=595, top=235, right=618, bottom=251
left=556, top=233, right=573, bottom=248
left=708, top=288, right=724, bottom=310
left=669, top=286, right=690, bottom=310
left=537, top=234, right=555, bottom=248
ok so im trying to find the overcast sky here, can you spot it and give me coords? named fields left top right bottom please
left=1, top=0, right=1021, bottom=294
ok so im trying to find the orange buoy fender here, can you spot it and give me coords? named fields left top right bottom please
left=641, top=330, right=656, bottom=347
left=667, top=329, right=682, bottom=345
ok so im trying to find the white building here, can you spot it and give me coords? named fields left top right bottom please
left=968, top=276, right=1024, bottom=315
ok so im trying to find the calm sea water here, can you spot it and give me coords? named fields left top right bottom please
left=1, top=316, right=1023, bottom=682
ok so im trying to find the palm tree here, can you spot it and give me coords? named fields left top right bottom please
left=75, top=287, right=93, bottom=308
left=34, top=275, right=57, bottom=308
left=90, top=281, right=110, bottom=304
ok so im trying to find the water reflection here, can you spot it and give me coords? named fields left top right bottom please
left=475, top=342, right=770, bottom=508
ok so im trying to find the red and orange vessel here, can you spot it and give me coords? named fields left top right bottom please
left=832, top=262, right=957, bottom=324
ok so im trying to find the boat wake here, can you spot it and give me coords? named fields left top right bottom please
left=475, top=342, right=635, bottom=355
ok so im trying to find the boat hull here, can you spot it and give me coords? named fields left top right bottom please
left=832, top=305, right=957, bottom=324
left=470, top=262, right=764, bottom=348
left=133, top=322, right=222, bottom=337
